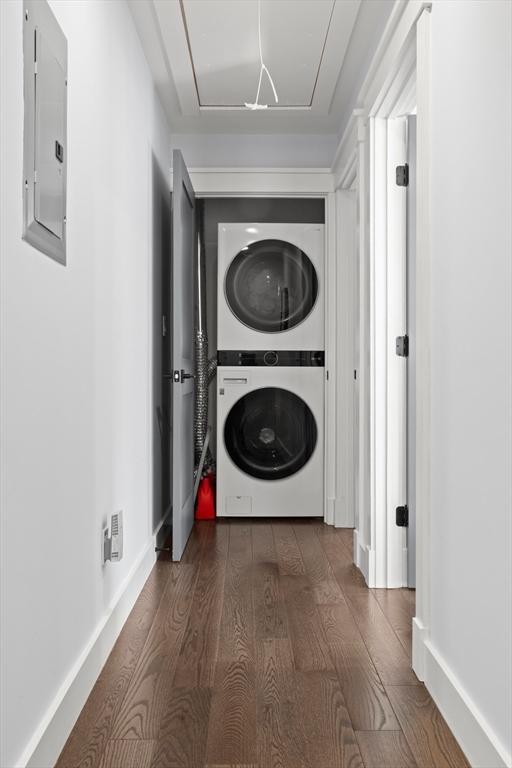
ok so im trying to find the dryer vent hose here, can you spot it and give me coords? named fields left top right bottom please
left=194, top=201, right=216, bottom=469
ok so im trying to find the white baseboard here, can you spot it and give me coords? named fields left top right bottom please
left=416, top=631, right=511, bottom=768
left=19, top=525, right=165, bottom=768
left=412, top=616, right=428, bottom=681
left=353, top=529, right=372, bottom=586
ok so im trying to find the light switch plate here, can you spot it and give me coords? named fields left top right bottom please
left=22, top=0, right=67, bottom=264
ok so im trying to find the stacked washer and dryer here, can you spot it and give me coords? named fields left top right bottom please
left=216, top=223, right=324, bottom=517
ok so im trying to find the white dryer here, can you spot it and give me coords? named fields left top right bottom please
left=216, top=351, right=324, bottom=518
left=218, top=223, right=324, bottom=351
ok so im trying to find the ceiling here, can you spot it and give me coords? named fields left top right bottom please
left=178, top=0, right=349, bottom=109
left=129, top=0, right=394, bottom=138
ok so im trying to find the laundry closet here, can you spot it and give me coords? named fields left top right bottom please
left=163, top=156, right=338, bottom=561
left=197, top=197, right=326, bottom=520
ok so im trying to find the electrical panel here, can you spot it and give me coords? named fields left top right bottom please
left=23, top=0, right=67, bottom=264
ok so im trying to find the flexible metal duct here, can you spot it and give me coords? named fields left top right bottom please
left=194, top=201, right=217, bottom=468
left=207, top=357, right=217, bottom=384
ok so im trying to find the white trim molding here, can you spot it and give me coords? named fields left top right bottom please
left=325, top=191, right=338, bottom=526
left=359, top=0, right=428, bottom=116
left=415, top=631, right=511, bottom=768
left=335, top=189, right=357, bottom=528
left=414, top=4, right=432, bottom=657
left=332, top=109, right=363, bottom=190
left=185, top=168, right=338, bottom=527
left=186, top=167, right=334, bottom=197
left=19, top=521, right=168, bottom=768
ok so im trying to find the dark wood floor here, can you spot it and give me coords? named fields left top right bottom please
left=56, top=520, right=469, bottom=768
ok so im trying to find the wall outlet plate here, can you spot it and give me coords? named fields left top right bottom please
left=102, top=512, right=123, bottom=564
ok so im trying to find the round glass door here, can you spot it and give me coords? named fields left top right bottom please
left=225, top=239, right=318, bottom=333
left=224, top=387, right=317, bottom=480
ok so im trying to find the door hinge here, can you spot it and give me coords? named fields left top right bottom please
left=396, top=163, right=409, bottom=187
left=396, top=505, right=409, bottom=527
left=396, top=335, right=409, bottom=357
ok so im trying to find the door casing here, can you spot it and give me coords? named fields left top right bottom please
left=174, top=170, right=340, bottom=526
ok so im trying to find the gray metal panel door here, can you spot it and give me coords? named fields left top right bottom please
left=406, top=116, right=417, bottom=587
left=34, top=29, right=66, bottom=239
left=171, top=151, right=196, bottom=561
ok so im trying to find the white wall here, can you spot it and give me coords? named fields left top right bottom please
left=429, top=0, right=512, bottom=762
left=0, top=1, right=171, bottom=766
left=170, top=132, right=338, bottom=168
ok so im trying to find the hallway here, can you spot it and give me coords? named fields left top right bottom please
left=57, top=521, right=468, bottom=768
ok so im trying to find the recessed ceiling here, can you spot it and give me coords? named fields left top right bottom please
left=181, top=0, right=336, bottom=108
left=128, top=0, right=395, bottom=137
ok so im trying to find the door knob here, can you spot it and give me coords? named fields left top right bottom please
left=163, top=370, right=194, bottom=383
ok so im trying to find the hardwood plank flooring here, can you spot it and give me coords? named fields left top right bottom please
left=320, top=604, right=401, bottom=731
left=255, top=637, right=308, bottom=768
left=280, top=575, right=334, bottom=672
left=110, top=563, right=199, bottom=739
left=173, top=524, right=229, bottom=687
left=355, top=732, right=417, bottom=767
left=218, top=523, right=255, bottom=663
left=57, top=521, right=469, bottom=768
left=295, top=671, right=364, bottom=768
left=272, top=522, right=306, bottom=576
left=204, top=660, right=257, bottom=765
left=372, top=589, right=415, bottom=658
left=342, top=592, right=419, bottom=685
left=151, top=688, right=211, bottom=768
left=98, top=740, right=155, bottom=768
left=252, top=524, right=288, bottom=640
left=385, top=685, right=470, bottom=768
left=293, top=523, right=345, bottom=605
left=55, top=563, right=174, bottom=768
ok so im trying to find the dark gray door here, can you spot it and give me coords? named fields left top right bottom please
left=171, top=150, right=196, bottom=561
left=406, top=116, right=417, bottom=588
left=153, top=157, right=172, bottom=537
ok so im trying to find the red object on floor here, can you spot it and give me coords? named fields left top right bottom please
left=195, top=473, right=216, bottom=520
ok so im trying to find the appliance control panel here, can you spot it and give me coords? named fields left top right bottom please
left=218, top=350, right=324, bottom=367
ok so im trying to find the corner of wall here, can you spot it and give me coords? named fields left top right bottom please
left=411, top=632, right=511, bottom=768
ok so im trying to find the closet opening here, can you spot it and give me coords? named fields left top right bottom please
left=195, top=197, right=326, bottom=524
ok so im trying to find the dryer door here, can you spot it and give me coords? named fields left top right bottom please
left=225, top=239, right=318, bottom=333
left=224, top=387, right=317, bottom=480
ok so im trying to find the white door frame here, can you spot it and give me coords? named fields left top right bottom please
left=332, top=0, right=432, bottom=680
left=181, top=168, right=344, bottom=527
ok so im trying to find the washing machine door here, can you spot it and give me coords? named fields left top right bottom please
left=224, top=387, right=317, bottom=480
left=225, top=239, right=318, bottom=333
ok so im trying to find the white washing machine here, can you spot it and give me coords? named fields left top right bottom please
left=218, top=223, right=324, bottom=351
left=216, top=351, right=324, bottom=517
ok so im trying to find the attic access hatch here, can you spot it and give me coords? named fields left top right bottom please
left=23, top=0, right=67, bottom=264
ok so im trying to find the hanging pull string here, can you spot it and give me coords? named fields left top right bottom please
left=245, top=0, right=279, bottom=110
